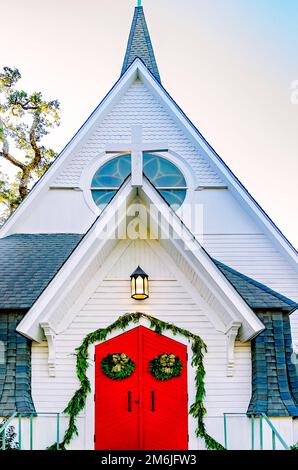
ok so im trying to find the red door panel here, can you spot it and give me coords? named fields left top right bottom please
left=95, top=328, right=140, bottom=450
left=95, top=326, right=188, bottom=450
left=141, top=327, right=188, bottom=450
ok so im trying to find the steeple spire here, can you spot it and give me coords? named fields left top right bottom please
left=121, top=5, right=161, bottom=82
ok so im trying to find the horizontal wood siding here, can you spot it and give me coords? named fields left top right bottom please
left=32, top=279, right=252, bottom=416
left=32, top=237, right=253, bottom=417
left=202, top=234, right=298, bottom=343
left=202, top=234, right=298, bottom=299
left=30, top=236, right=297, bottom=449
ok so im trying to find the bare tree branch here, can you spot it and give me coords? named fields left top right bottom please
left=0, top=116, right=26, bottom=171
left=28, top=112, right=42, bottom=170
left=0, top=151, right=26, bottom=171
left=18, top=168, right=31, bottom=199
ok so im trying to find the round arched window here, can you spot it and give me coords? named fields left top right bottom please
left=91, top=154, right=187, bottom=210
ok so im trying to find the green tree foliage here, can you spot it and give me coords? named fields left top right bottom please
left=0, top=418, right=19, bottom=450
left=0, top=66, right=60, bottom=220
left=0, top=171, right=21, bottom=223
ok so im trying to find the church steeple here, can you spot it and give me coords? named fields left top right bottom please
left=121, top=5, right=161, bottom=82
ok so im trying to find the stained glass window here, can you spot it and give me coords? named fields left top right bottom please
left=91, top=154, right=187, bottom=210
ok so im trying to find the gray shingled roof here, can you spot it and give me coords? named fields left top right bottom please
left=0, top=234, right=83, bottom=309
left=0, top=233, right=297, bottom=312
left=1, top=235, right=297, bottom=418
left=248, top=310, right=298, bottom=417
left=213, top=259, right=298, bottom=313
left=121, top=6, right=161, bottom=82
left=0, top=311, right=36, bottom=416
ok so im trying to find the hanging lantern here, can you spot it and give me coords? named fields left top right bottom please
left=130, top=266, right=149, bottom=300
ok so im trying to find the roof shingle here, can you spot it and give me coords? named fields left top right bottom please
left=0, top=234, right=82, bottom=310
left=0, top=234, right=297, bottom=313
left=121, top=6, right=161, bottom=82
left=213, top=259, right=297, bottom=313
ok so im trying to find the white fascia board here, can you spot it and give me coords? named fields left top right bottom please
left=135, top=60, right=298, bottom=269
left=0, top=66, right=138, bottom=238
left=2, top=55, right=295, bottom=272
left=2, top=57, right=297, bottom=271
left=16, top=180, right=136, bottom=342
left=139, top=180, right=264, bottom=340
left=17, top=174, right=263, bottom=343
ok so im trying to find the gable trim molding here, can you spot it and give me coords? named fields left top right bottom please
left=0, top=60, right=297, bottom=274
left=16, top=177, right=264, bottom=343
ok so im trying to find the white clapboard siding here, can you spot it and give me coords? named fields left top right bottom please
left=31, top=240, right=252, bottom=419
left=291, top=311, right=298, bottom=346
left=202, top=234, right=298, bottom=299
left=294, top=419, right=298, bottom=444
left=32, top=284, right=252, bottom=416
left=202, top=233, right=298, bottom=343
left=29, top=237, right=298, bottom=449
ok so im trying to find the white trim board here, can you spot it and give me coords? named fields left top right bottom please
left=1, top=59, right=297, bottom=274
left=17, top=177, right=264, bottom=343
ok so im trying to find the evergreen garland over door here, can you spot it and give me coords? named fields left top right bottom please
left=95, top=326, right=188, bottom=450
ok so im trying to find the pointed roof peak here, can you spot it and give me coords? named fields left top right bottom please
left=121, top=5, right=161, bottom=82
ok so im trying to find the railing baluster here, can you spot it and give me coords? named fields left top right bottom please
left=2, top=430, right=6, bottom=450
left=272, top=431, right=276, bottom=450
left=251, top=415, right=255, bottom=450
left=30, top=414, right=33, bottom=450
left=56, top=413, right=60, bottom=450
left=261, top=413, right=288, bottom=450
left=1, top=412, right=74, bottom=450
left=259, top=415, right=263, bottom=450
left=3, top=411, right=288, bottom=451
left=221, top=413, right=288, bottom=451
left=223, top=414, right=228, bottom=449
left=18, top=414, right=22, bottom=450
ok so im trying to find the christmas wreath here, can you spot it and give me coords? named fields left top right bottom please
left=101, top=353, right=135, bottom=380
left=48, top=312, right=225, bottom=451
left=150, top=353, right=182, bottom=381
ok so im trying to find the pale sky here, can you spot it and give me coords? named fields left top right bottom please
left=1, top=0, right=297, bottom=247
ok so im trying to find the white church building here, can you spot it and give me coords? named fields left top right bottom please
left=0, top=4, right=298, bottom=450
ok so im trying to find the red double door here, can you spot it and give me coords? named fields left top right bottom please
left=94, top=326, right=188, bottom=450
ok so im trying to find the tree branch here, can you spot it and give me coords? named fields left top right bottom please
left=0, top=117, right=26, bottom=171
left=12, top=97, right=39, bottom=111
left=0, top=67, right=60, bottom=207
left=23, top=105, right=39, bottom=111
left=0, top=151, right=26, bottom=170
left=18, top=168, right=31, bottom=200
left=28, top=112, right=42, bottom=170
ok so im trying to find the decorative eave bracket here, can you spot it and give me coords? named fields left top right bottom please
left=225, top=321, right=241, bottom=377
left=41, top=322, right=56, bottom=377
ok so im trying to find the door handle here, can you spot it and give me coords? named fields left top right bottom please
left=151, top=391, right=155, bottom=412
left=128, top=391, right=132, bottom=412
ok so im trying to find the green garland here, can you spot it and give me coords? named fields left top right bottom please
left=47, top=312, right=225, bottom=451
left=150, top=353, right=182, bottom=381
left=101, top=353, right=135, bottom=380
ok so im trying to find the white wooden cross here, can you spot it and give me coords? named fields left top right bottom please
left=105, top=125, right=168, bottom=187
